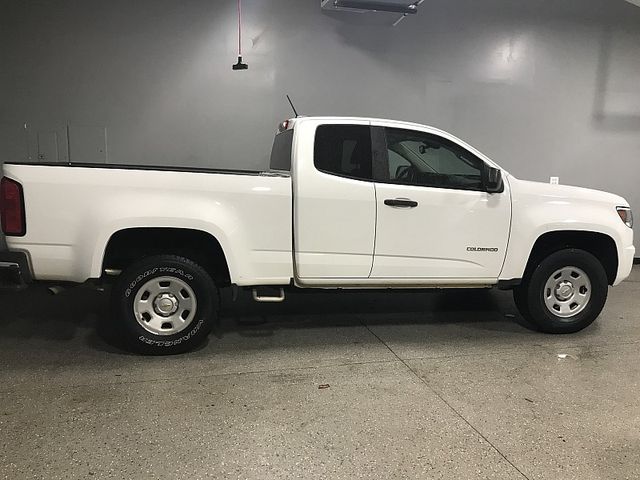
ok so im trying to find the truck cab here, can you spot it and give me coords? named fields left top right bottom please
left=288, top=117, right=511, bottom=285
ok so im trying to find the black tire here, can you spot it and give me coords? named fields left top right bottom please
left=111, top=255, right=218, bottom=354
left=513, top=248, right=608, bottom=333
left=512, top=284, right=529, bottom=319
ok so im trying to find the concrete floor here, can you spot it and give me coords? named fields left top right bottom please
left=1, top=267, right=639, bottom=480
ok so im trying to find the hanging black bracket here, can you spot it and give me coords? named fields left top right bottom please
left=232, top=56, right=248, bottom=70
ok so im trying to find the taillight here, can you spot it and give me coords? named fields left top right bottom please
left=0, top=177, right=26, bottom=236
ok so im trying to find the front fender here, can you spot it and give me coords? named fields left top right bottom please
left=500, top=182, right=629, bottom=281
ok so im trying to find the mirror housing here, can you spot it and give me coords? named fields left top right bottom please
left=483, top=165, right=504, bottom=193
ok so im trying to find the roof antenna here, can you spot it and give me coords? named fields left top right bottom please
left=286, top=94, right=299, bottom=117
left=232, top=0, right=248, bottom=70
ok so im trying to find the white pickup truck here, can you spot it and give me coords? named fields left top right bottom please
left=0, top=116, right=635, bottom=354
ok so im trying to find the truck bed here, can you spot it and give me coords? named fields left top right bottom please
left=2, top=162, right=293, bottom=285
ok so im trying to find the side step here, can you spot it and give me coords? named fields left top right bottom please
left=252, top=287, right=285, bottom=303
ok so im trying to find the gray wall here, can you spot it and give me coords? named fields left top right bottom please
left=1, top=0, right=639, bottom=253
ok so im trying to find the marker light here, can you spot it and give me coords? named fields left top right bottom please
left=617, top=206, right=633, bottom=228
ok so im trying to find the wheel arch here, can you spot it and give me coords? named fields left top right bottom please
left=523, top=230, right=618, bottom=285
left=101, top=227, right=232, bottom=286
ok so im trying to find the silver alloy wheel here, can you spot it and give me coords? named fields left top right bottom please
left=543, top=266, right=591, bottom=319
left=133, top=276, right=197, bottom=336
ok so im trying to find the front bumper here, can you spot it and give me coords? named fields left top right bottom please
left=0, top=251, right=33, bottom=290
left=614, top=244, right=636, bottom=286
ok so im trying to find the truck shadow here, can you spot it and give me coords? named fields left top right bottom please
left=0, top=285, right=537, bottom=355
left=219, top=287, right=535, bottom=338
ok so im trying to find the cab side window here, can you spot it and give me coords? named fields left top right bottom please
left=383, top=128, right=484, bottom=191
left=314, top=125, right=373, bottom=181
left=388, top=149, right=412, bottom=180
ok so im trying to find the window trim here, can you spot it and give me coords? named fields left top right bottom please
left=373, top=126, right=492, bottom=193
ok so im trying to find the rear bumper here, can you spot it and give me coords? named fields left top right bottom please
left=0, top=251, right=33, bottom=290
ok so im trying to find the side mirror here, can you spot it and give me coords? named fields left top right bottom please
left=483, top=165, right=504, bottom=193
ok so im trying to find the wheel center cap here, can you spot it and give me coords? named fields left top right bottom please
left=154, top=293, right=179, bottom=317
left=555, top=282, right=574, bottom=301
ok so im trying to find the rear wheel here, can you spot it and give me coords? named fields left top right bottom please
left=513, top=249, right=608, bottom=333
left=111, top=255, right=218, bottom=354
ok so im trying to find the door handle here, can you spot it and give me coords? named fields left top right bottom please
left=384, top=198, right=418, bottom=208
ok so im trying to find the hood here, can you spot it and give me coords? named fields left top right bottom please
left=507, top=175, right=629, bottom=208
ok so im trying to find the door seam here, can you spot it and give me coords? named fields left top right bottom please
left=368, top=183, right=378, bottom=278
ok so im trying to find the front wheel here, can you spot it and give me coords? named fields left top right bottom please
left=513, top=248, right=608, bottom=334
left=111, top=255, right=218, bottom=354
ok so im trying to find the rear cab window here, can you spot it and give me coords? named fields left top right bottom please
left=270, top=129, right=294, bottom=172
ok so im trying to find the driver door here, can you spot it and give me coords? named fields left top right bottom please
left=370, top=125, right=511, bottom=280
